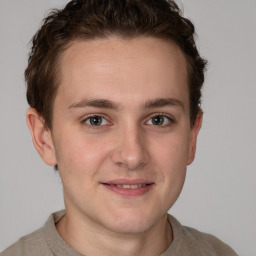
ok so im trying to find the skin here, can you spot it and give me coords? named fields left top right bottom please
left=27, top=37, right=202, bottom=256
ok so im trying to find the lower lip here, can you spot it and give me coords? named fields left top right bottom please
left=102, top=184, right=153, bottom=197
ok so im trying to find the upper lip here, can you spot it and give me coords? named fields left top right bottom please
left=102, top=179, right=154, bottom=185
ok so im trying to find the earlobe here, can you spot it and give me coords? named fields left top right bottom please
left=187, top=111, right=203, bottom=165
left=26, top=108, right=57, bottom=166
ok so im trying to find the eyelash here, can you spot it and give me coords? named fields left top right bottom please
left=145, top=114, right=175, bottom=127
left=81, top=114, right=110, bottom=129
left=81, top=113, right=175, bottom=129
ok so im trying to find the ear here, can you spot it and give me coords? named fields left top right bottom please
left=26, top=108, right=57, bottom=166
left=187, top=111, right=203, bottom=165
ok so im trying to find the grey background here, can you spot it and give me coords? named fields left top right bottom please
left=0, top=0, right=255, bottom=255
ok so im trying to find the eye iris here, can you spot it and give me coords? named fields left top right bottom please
left=152, top=116, right=164, bottom=125
left=90, top=116, right=102, bottom=126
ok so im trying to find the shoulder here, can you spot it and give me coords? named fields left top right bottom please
left=182, top=225, right=238, bottom=255
left=1, top=210, right=82, bottom=256
left=167, top=215, right=238, bottom=256
left=0, top=227, right=53, bottom=256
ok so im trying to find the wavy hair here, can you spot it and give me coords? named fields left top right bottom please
left=25, top=0, right=207, bottom=128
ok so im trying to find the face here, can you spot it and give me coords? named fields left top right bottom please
left=32, top=37, right=201, bottom=234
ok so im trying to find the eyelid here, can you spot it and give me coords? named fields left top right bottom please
left=81, top=114, right=112, bottom=127
left=145, top=113, right=175, bottom=126
left=80, top=113, right=175, bottom=128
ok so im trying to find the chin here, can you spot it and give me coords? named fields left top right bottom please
left=102, top=210, right=161, bottom=234
left=107, top=221, right=152, bottom=234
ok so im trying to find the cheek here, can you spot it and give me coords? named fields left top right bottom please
left=152, top=132, right=189, bottom=191
left=147, top=133, right=189, bottom=212
left=54, top=132, right=111, bottom=178
left=153, top=132, right=190, bottom=170
left=54, top=134, right=109, bottom=201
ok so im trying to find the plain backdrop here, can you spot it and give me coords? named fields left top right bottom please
left=0, top=0, right=255, bottom=255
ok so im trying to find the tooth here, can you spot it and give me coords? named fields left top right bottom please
left=114, top=184, right=148, bottom=189
left=123, top=185, right=131, bottom=189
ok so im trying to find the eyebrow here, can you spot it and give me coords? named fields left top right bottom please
left=68, top=97, right=184, bottom=111
left=68, top=99, right=120, bottom=110
left=144, top=98, right=184, bottom=110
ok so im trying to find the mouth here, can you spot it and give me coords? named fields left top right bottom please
left=101, top=179, right=154, bottom=197
left=106, top=184, right=148, bottom=189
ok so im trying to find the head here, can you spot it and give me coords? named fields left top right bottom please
left=25, top=0, right=206, bottom=235
left=25, top=0, right=206, bottom=130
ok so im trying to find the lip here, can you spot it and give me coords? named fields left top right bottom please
left=101, top=179, right=155, bottom=197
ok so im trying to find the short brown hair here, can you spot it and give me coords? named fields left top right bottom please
left=25, top=0, right=207, bottom=129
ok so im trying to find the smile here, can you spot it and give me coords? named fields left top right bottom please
left=102, top=180, right=154, bottom=197
left=114, top=184, right=147, bottom=189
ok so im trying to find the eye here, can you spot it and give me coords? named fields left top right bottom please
left=146, top=115, right=173, bottom=126
left=83, top=115, right=108, bottom=126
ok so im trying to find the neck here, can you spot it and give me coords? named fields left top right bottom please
left=56, top=209, right=173, bottom=256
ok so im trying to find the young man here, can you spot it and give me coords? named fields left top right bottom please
left=1, top=0, right=238, bottom=255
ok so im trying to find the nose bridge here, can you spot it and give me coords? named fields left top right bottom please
left=112, top=121, right=149, bottom=170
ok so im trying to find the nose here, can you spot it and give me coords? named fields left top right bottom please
left=111, top=125, right=150, bottom=170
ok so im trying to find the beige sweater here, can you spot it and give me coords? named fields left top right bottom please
left=1, top=210, right=238, bottom=256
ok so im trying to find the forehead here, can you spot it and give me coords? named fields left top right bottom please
left=56, top=37, right=189, bottom=110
